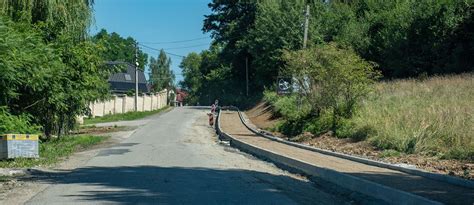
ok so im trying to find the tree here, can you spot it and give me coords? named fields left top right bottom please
left=203, top=0, right=258, bottom=101
left=283, top=43, right=380, bottom=134
left=0, top=0, right=94, bottom=41
left=180, top=52, right=202, bottom=105
left=0, top=16, right=112, bottom=137
left=0, top=1, right=116, bottom=138
left=149, top=50, right=174, bottom=92
left=92, top=29, right=148, bottom=70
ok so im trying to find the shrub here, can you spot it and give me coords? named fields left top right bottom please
left=283, top=43, right=380, bottom=135
left=0, top=107, right=40, bottom=134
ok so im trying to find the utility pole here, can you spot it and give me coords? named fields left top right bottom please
left=303, top=5, right=310, bottom=49
left=135, top=42, right=139, bottom=112
left=298, top=5, right=310, bottom=111
left=246, top=57, right=249, bottom=96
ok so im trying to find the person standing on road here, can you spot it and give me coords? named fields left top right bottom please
left=211, top=103, right=216, bottom=114
left=213, top=99, right=219, bottom=114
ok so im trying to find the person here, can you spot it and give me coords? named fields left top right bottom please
left=211, top=103, right=216, bottom=114
left=213, top=99, right=219, bottom=114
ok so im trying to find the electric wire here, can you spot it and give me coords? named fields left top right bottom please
left=140, top=37, right=210, bottom=45
left=139, top=43, right=186, bottom=58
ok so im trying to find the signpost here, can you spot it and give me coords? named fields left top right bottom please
left=277, top=77, right=292, bottom=95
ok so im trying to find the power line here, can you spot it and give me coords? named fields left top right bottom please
left=163, top=43, right=210, bottom=50
left=140, top=37, right=210, bottom=45
left=139, top=44, right=186, bottom=58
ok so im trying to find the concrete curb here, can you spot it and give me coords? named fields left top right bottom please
left=233, top=109, right=474, bottom=190
left=216, top=109, right=441, bottom=205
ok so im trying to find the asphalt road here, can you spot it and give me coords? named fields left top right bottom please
left=25, top=107, right=350, bottom=205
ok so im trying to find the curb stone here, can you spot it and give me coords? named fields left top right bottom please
left=216, top=109, right=442, bottom=205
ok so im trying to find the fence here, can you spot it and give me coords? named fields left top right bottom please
left=89, top=89, right=168, bottom=118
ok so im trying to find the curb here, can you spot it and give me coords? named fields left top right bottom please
left=216, top=109, right=442, bottom=205
left=234, top=109, right=474, bottom=190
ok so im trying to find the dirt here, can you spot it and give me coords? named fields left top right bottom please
left=221, top=111, right=474, bottom=204
left=245, top=102, right=281, bottom=130
left=0, top=128, right=136, bottom=205
left=246, top=103, right=474, bottom=180
left=72, top=125, right=134, bottom=135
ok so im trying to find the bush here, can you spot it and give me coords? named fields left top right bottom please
left=0, top=107, right=40, bottom=134
left=283, top=43, right=380, bottom=135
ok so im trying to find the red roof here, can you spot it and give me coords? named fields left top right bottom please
left=176, top=89, right=188, bottom=102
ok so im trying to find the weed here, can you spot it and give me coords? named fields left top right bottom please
left=0, top=135, right=108, bottom=168
left=265, top=74, right=474, bottom=161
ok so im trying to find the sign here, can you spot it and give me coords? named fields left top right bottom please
left=277, top=77, right=292, bottom=95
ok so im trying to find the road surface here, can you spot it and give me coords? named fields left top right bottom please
left=24, top=107, right=352, bottom=205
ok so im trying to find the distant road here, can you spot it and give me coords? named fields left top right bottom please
left=25, top=107, right=350, bottom=205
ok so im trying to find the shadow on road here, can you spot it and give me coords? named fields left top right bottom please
left=23, top=166, right=349, bottom=204
left=350, top=171, right=474, bottom=205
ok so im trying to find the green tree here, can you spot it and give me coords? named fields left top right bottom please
left=0, top=0, right=94, bottom=41
left=283, top=43, right=380, bottom=134
left=92, top=29, right=148, bottom=70
left=180, top=52, right=202, bottom=105
left=0, top=1, right=115, bottom=138
left=149, top=50, right=174, bottom=92
left=203, top=0, right=258, bottom=102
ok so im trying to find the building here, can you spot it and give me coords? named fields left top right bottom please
left=175, top=89, right=188, bottom=106
left=107, top=62, right=149, bottom=94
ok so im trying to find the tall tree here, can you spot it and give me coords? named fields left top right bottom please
left=149, top=50, right=174, bottom=92
left=180, top=52, right=202, bottom=104
left=203, top=0, right=258, bottom=98
left=92, top=29, right=148, bottom=70
left=0, top=0, right=95, bottom=41
left=0, top=0, right=118, bottom=137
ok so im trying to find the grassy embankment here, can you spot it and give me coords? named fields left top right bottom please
left=350, top=74, right=473, bottom=160
left=84, top=106, right=170, bottom=125
left=0, top=135, right=107, bottom=168
left=268, top=74, right=473, bottom=161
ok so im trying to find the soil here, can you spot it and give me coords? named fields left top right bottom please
left=72, top=125, right=134, bottom=135
left=220, top=111, right=474, bottom=205
left=0, top=128, right=136, bottom=204
left=245, top=102, right=281, bottom=130
left=245, top=102, right=473, bottom=180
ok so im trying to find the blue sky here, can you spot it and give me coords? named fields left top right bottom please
left=91, top=0, right=213, bottom=83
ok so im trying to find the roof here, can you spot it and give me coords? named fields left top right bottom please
left=107, top=62, right=149, bottom=93
left=176, top=89, right=188, bottom=102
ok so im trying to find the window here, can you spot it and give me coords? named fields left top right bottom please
left=124, top=74, right=132, bottom=81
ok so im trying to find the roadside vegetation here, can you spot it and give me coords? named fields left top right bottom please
left=265, top=74, right=473, bottom=161
left=84, top=106, right=170, bottom=125
left=177, top=0, right=473, bottom=163
left=0, top=135, right=108, bottom=168
left=180, top=0, right=473, bottom=107
left=0, top=2, right=165, bottom=169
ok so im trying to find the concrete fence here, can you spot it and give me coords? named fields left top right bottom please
left=89, top=89, right=168, bottom=118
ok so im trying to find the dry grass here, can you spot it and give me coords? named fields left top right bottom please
left=350, top=74, right=473, bottom=160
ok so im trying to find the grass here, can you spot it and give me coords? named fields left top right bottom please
left=347, top=74, right=473, bottom=160
left=265, top=73, right=473, bottom=161
left=0, top=175, right=11, bottom=182
left=0, top=135, right=108, bottom=168
left=84, top=106, right=170, bottom=125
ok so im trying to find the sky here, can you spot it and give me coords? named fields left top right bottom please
left=90, top=0, right=213, bottom=83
